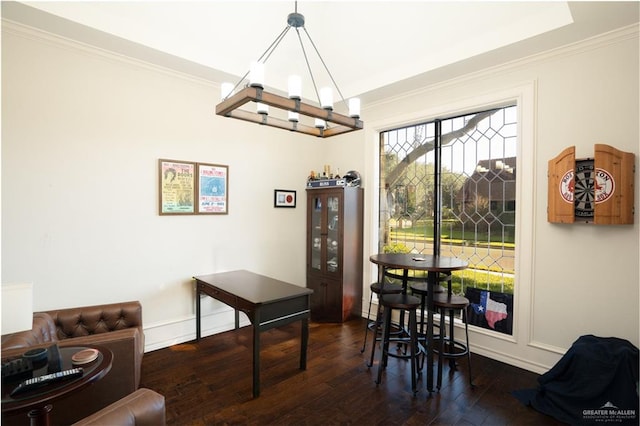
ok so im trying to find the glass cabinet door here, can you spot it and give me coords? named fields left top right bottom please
left=310, top=195, right=323, bottom=272
left=309, top=191, right=342, bottom=276
left=326, top=195, right=340, bottom=274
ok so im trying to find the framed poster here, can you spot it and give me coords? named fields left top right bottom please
left=274, top=189, right=296, bottom=208
left=197, top=163, right=228, bottom=214
left=159, top=159, right=196, bottom=215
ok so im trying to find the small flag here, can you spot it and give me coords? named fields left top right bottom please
left=470, top=290, right=508, bottom=329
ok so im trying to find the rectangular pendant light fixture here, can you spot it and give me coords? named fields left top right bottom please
left=216, top=87, right=362, bottom=138
left=215, top=2, right=363, bottom=138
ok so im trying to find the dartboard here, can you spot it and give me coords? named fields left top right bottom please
left=574, top=160, right=595, bottom=218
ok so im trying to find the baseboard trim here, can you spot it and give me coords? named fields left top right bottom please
left=145, top=310, right=559, bottom=375
left=143, top=307, right=251, bottom=352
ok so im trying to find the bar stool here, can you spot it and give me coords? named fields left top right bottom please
left=409, top=273, right=448, bottom=369
left=371, top=291, right=422, bottom=395
left=432, top=292, right=474, bottom=389
left=361, top=281, right=403, bottom=354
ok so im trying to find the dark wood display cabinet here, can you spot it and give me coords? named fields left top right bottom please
left=306, top=186, right=363, bottom=322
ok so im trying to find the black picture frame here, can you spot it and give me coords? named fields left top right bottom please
left=274, top=189, right=296, bottom=208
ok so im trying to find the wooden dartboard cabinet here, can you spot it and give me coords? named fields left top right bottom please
left=548, top=144, right=635, bottom=224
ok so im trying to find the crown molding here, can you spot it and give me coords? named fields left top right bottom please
left=366, top=23, right=639, bottom=112
left=2, top=18, right=220, bottom=88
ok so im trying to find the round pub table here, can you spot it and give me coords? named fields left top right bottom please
left=369, top=253, right=468, bottom=392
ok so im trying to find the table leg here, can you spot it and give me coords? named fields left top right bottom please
left=28, top=404, right=52, bottom=426
left=426, top=271, right=435, bottom=393
left=252, top=312, right=261, bottom=398
left=400, top=269, right=408, bottom=335
left=196, top=284, right=201, bottom=341
left=300, top=317, right=309, bottom=370
left=235, top=309, right=240, bottom=330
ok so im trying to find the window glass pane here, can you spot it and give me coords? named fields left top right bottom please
left=379, top=105, right=517, bottom=335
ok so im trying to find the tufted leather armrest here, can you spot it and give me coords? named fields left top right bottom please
left=72, top=388, right=166, bottom=426
left=1, top=313, right=58, bottom=350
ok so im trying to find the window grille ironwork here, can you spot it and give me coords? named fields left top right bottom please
left=379, top=105, right=517, bottom=334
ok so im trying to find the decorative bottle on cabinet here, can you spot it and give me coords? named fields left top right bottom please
left=306, top=186, right=363, bottom=322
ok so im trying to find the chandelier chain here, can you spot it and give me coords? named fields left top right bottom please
left=223, top=24, right=291, bottom=99
left=302, top=26, right=347, bottom=104
left=258, top=25, right=291, bottom=64
left=295, top=28, right=321, bottom=108
left=225, top=1, right=347, bottom=108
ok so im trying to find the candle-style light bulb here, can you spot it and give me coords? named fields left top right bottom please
left=288, top=111, right=299, bottom=122
left=249, top=61, right=264, bottom=88
left=319, top=87, right=333, bottom=110
left=288, top=75, right=301, bottom=100
left=221, top=82, right=234, bottom=100
left=257, top=102, right=269, bottom=115
left=349, top=98, right=361, bottom=118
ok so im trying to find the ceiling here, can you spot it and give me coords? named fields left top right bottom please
left=3, top=1, right=639, bottom=106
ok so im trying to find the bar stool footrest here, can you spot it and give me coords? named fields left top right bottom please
left=434, top=339, right=468, bottom=358
left=367, top=320, right=403, bottom=335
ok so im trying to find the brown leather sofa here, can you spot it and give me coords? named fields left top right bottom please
left=1, top=301, right=144, bottom=425
left=72, top=388, right=165, bottom=426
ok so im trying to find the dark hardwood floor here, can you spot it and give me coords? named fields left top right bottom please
left=140, top=318, right=564, bottom=425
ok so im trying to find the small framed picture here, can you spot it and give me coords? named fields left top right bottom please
left=274, top=189, right=296, bottom=208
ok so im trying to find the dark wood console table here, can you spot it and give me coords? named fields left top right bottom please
left=194, top=270, right=313, bottom=398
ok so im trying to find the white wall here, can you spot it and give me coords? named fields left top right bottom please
left=356, top=25, right=639, bottom=372
left=1, top=22, right=337, bottom=349
left=2, top=19, right=638, bottom=373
